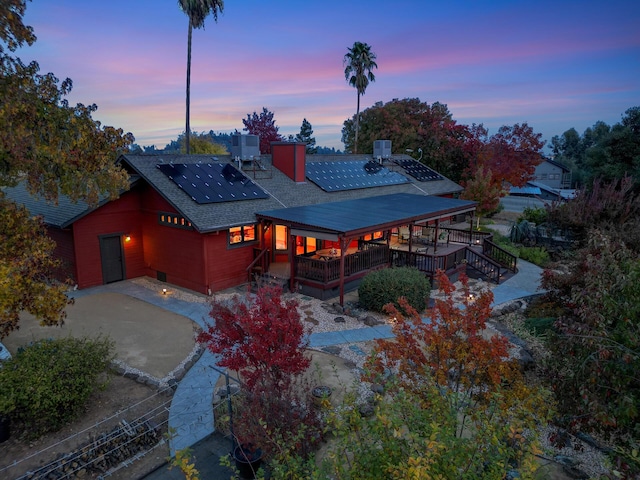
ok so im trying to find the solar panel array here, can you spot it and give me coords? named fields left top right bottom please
left=394, top=158, right=444, bottom=181
left=157, top=162, right=269, bottom=204
left=306, top=160, right=410, bottom=192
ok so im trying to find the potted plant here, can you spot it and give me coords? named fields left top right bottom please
left=198, top=286, right=325, bottom=469
left=233, top=442, right=263, bottom=479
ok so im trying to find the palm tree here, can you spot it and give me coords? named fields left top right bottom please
left=343, top=41, right=378, bottom=154
left=178, top=0, right=224, bottom=154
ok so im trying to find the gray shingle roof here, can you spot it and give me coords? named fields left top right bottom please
left=120, top=154, right=463, bottom=233
left=4, top=154, right=464, bottom=233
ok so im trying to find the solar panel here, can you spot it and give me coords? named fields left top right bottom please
left=306, top=160, right=410, bottom=192
left=157, top=162, right=269, bottom=204
left=394, top=158, right=444, bottom=182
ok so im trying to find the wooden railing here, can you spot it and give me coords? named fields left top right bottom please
left=464, top=247, right=502, bottom=283
left=421, top=226, right=493, bottom=246
left=294, top=244, right=389, bottom=284
left=482, top=240, right=517, bottom=272
left=391, top=248, right=466, bottom=278
left=246, top=247, right=270, bottom=283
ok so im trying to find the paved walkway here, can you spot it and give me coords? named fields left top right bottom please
left=73, top=260, right=544, bottom=479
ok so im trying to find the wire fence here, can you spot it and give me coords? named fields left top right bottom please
left=0, top=387, right=174, bottom=480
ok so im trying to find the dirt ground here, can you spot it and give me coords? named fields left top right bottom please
left=0, top=376, right=171, bottom=480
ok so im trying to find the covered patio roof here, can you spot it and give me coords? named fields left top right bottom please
left=256, top=193, right=477, bottom=239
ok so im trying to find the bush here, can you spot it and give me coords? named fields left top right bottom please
left=519, top=206, right=548, bottom=225
left=518, top=246, right=550, bottom=266
left=358, top=267, right=430, bottom=313
left=523, top=317, right=556, bottom=336
left=0, top=336, right=114, bottom=437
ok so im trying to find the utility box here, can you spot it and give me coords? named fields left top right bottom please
left=373, top=140, right=392, bottom=159
left=231, top=134, right=260, bottom=159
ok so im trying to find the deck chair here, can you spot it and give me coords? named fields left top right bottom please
left=398, top=227, right=411, bottom=244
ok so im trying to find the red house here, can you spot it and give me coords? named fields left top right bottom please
left=5, top=142, right=507, bottom=302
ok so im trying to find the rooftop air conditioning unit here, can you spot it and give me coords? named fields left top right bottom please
left=373, top=140, right=392, bottom=160
left=231, top=134, right=260, bottom=160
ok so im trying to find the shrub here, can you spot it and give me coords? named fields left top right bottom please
left=523, top=317, right=556, bottom=337
left=518, top=246, right=550, bottom=266
left=358, top=267, right=430, bottom=313
left=0, top=336, right=114, bottom=437
left=519, top=206, right=548, bottom=225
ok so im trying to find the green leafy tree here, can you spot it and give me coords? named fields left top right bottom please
left=0, top=2, right=133, bottom=337
left=343, top=41, right=378, bottom=154
left=341, top=98, right=470, bottom=181
left=178, top=131, right=228, bottom=154
left=178, top=0, right=224, bottom=154
left=242, top=107, right=283, bottom=154
left=295, top=118, right=317, bottom=154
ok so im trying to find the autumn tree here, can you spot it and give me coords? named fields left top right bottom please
left=177, top=0, right=224, bottom=154
left=0, top=1, right=133, bottom=337
left=481, top=123, right=545, bottom=188
left=343, top=41, right=377, bottom=154
left=295, top=118, right=317, bottom=154
left=326, top=271, right=552, bottom=479
left=540, top=231, right=640, bottom=450
left=197, top=286, right=324, bottom=460
left=242, top=107, right=283, bottom=154
left=460, top=165, right=504, bottom=228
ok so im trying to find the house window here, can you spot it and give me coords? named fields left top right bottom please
left=275, top=225, right=288, bottom=251
left=295, top=236, right=317, bottom=255
left=159, top=212, right=193, bottom=230
left=229, top=224, right=257, bottom=246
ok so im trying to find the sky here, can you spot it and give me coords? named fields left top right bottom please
left=17, top=0, right=640, bottom=152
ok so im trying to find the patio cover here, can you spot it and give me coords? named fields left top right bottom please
left=256, top=193, right=477, bottom=240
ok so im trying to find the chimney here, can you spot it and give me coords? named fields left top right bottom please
left=271, top=142, right=306, bottom=183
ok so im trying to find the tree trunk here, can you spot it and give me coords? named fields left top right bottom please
left=354, top=92, right=360, bottom=154
left=185, top=22, right=192, bottom=154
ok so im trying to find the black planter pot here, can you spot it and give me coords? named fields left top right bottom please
left=0, top=415, right=10, bottom=443
left=233, top=444, right=263, bottom=479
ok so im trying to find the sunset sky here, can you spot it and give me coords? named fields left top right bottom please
left=18, top=0, right=640, bottom=152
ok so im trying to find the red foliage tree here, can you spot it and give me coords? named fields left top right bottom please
left=484, top=123, right=545, bottom=187
left=242, top=107, right=283, bottom=154
left=197, top=285, right=309, bottom=391
left=366, top=270, right=521, bottom=409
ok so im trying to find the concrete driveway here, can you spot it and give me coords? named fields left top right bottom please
left=4, top=292, right=197, bottom=379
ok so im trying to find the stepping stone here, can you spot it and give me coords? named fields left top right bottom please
left=348, top=345, right=366, bottom=356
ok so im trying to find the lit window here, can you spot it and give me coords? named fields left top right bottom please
left=228, top=224, right=258, bottom=247
left=275, top=225, right=288, bottom=250
left=158, top=212, right=193, bottom=230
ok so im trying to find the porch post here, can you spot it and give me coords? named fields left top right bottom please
left=338, top=236, right=348, bottom=306
left=433, top=219, right=440, bottom=254
left=468, top=212, right=474, bottom=245
left=289, top=230, right=296, bottom=293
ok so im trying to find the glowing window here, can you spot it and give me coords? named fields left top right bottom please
left=275, top=225, right=288, bottom=251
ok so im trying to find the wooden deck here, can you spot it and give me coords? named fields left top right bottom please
left=256, top=226, right=518, bottom=300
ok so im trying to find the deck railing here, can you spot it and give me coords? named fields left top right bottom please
left=482, top=240, right=517, bottom=272
left=294, top=243, right=389, bottom=284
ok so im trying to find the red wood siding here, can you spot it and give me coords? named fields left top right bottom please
left=203, top=233, right=257, bottom=292
left=73, top=189, right=145, bottom=289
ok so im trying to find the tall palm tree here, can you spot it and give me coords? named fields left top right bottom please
left=178, top=0, right=224, bottom=154
left=343, top=41, right=377, bottom=154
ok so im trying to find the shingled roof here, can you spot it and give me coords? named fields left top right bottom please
left=4, top=153, right=463, bottom=233
left=120, top=153, right=463, bottom=233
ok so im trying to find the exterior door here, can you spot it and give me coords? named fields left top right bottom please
left=100, top=235, right=125, bottom=284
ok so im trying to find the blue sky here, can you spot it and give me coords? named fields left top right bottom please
left=18, top=0, right=640, bottom=151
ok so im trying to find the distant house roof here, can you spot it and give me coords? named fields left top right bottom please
left=509, top=185, right=542, bottom=196
left=541, top=158, right=570, bottom=172
left=4, top=154, right=464, bottom=233
left=257, top=193, right=476, bottom=238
